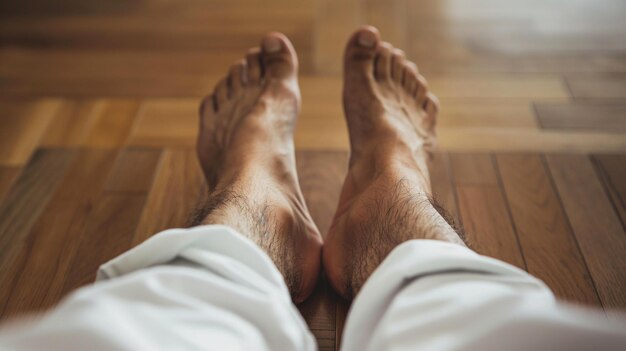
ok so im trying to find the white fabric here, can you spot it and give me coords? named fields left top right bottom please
left=0, top=225, right=625, bottom=351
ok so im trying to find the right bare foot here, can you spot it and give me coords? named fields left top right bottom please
left=196, top=33, right=322, bottom=303
left=323, top=26, right=465, bottom=299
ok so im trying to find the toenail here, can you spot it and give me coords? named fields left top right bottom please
left=263, top=36, right=282, bottom=53
left=358, top=31, right=376, bottom=48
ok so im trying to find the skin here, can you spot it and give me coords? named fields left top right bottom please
left=195, top=27, right=464, bottom=303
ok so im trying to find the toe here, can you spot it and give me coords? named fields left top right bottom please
left=344, top=25, right=381, bottom=77
left=228, top=59, right=246, bottom=96
left=199, top=94, right=216, bottom=117
left=245, top=48, right=262, bottom=84
left=374, top=42, right=393, bottom=81
left=260, top=32, right=298, bottom=80
left=415, top=74, right=429, bottom=105
left=390, top=49, right=406, bottom=84
left=423, top=92, right=439, bottom=116
left=214, top=78, right=229, bottom=110
left=402, top=62, right=418, bottom=91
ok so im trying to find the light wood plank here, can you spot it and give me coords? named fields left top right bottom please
left=546, top=155, right=626, bottom=316
left=40, top=100, right=104, bottom=147
left=450, top=153, right=498, bottom=185
left=128, top=99, right=198, bottom=147
left=536, top=103, right=626, bottom=133
left=496, top=154, right=601, bottom=306
left=440, top=101, right=537, bottom=129
left=83, top=99, right=141, bottom=147
left=0, top=99, right=61, bottom=166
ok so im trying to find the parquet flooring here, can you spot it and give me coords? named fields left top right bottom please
left=1, top=0, right=626, bottom=349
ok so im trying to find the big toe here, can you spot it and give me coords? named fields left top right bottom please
left=344, top=26, right=381, bottom=76
left=260, top=32, right=298, bottom=80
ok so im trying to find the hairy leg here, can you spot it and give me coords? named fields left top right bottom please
left=191, top=33, right=322, bottom=303
left=323, top=26, right=466, bottom=299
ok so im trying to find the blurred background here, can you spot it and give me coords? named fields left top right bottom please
left=1, top=0, right=625, bottom=151
left=1, top=1, right=625, bottom=350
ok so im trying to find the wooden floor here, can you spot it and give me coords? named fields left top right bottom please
left=1, top=0, right=626, bottom=349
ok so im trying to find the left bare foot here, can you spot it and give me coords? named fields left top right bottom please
left=196, top=33, right=322, bottom=303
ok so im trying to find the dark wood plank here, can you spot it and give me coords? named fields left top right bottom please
left=0, top=149, right=75, bottom=318
left=105, top=148, right=162, bottom=193
left=2, top=149, right=118, bottom=317
left=451, top=153, right=526, bottom=269
left=61, top=194, right=147, bottom=293
left=132, top=148, right=205, bottom=246
left=496, top=154, right=601, bottom=306
left=546, top=154, right=626, bottom=316
left=0, top=167, right=20, bottom=202
left=536, top=103, right=626, bottom=133
left=428, top=152, right=461, bottom=226
left=295, top=150, right=348, bottom=351
left=593, top=154, right=626, bottom=227
left=566, top=74, right=626, bottom=99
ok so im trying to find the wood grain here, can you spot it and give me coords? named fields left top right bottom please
left=61, top=194, right=147, bottom=293
left=0, top=99, right=61, bottom=166
left=0, top=167, right=20, bottom=202
left=39, top=100, right=103, bottom=147
left=0, top=149, right=75, bottom=318
left=132, top=148, right=205, bottom=246
left=2, top=149, right=118, bottom=317
left=496, top=154, right=601, bottom=306
left=546, top=154, right=626, bottom=316
left=83, top=99, right=141, bottom=147
left=451, top=153, right=525, bottom=269
left=105, top=148, right=162, bottom=193
left=428, top=152, right=461, bottom=226
left=593, top=154, right=626, bottom=227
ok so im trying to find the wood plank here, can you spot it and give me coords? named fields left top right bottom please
left=428, top=152, right=461, bottom=225
left=546, top=155, right=626, bottom=316
left=83, top=99, right=141, bottom=147
left=440, top=101, right=537, bottom=129
left=451, top=153, right=525, bottom=269
left=105, top=148, right=162, bottom=193
left=496, top=154, right=601, bottom=306
left=566, top=74, right=626, bottom=99
left=295, top=150, right=347, bottom=351
left=132, top=148, right=205, bottom=246
left=40, top=99, right=103, bottom=147
left=449, top=153, right=498, bottom=185
left=0, top=167, right=20, bottom=202
left=0, top=99, right=61, bottom=166
left=0, top=149, right=76, bottom=318
left=2, top=149, right=118, bottom=317
left=592, top=155, right=626, bottom=233
left=536, top=103, right=626, bottom=133
left=366, top=0, right=408, bottom=50
left=61, top=194, right=147, bottom=293
left=128, top=99, right=198, bottom=147
left=431, top=75, right=569, bottom=100
left=313, top=0, right=363, bottom=74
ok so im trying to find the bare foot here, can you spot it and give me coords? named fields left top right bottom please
left=196, top=33, right=322, bottom=303
left=323, top=26, right=464, bottom=299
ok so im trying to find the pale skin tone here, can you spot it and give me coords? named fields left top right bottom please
left=194, top=26, right=465, bottom=302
